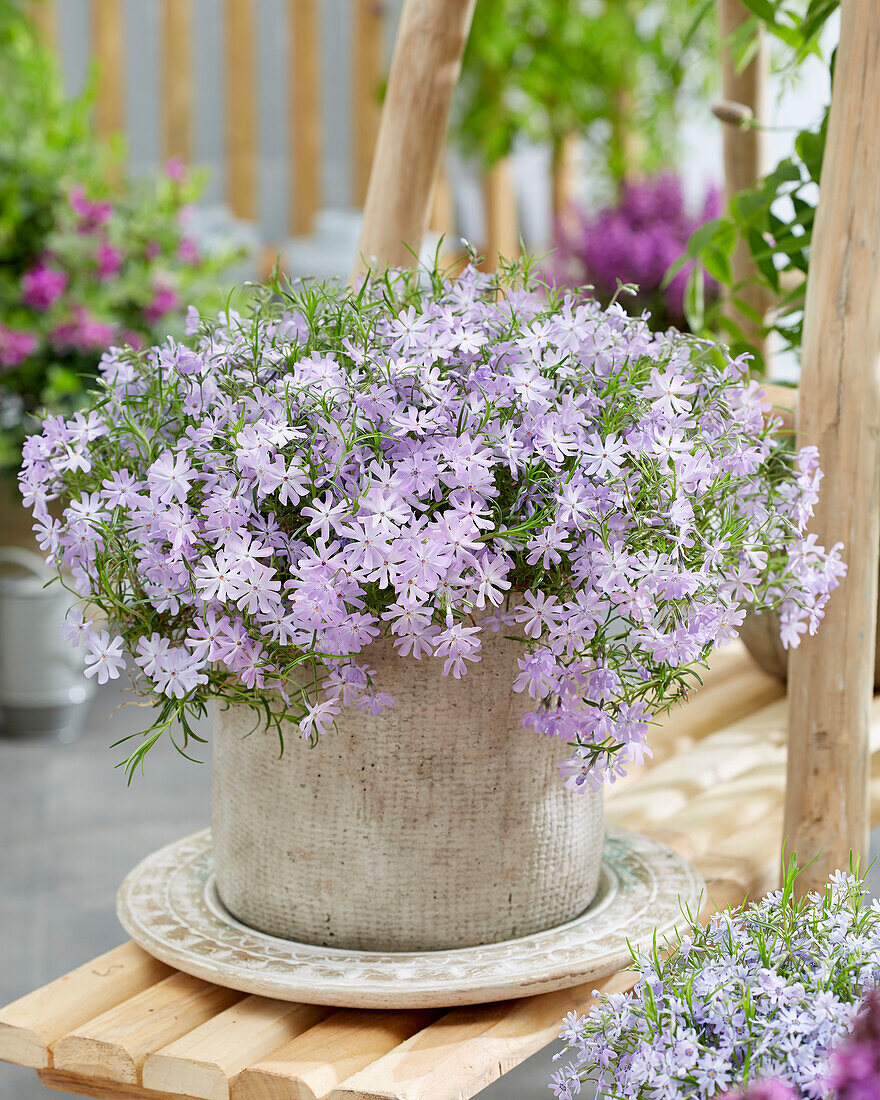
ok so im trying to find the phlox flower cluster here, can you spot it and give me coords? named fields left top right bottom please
left=551, top=867, right=880, bottom=1099
left=20, top=261, right=842, bottom=779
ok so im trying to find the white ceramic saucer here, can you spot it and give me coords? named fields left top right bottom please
left=117, top=826, right=703, bottom=1008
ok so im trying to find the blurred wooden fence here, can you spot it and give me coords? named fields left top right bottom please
left=26, top=0, right=406, bottom=241
left=25, top=0, right=766, bottom=285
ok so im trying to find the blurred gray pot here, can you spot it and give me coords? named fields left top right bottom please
left=739, top=600, right=880, bottom=690
left=0, top=549, right=94, bottom=739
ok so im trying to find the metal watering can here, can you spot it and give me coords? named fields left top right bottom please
left=0, top=548, right=94, bottom=739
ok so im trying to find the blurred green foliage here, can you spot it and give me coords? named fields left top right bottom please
left=454, top=0, right=715, bottom=187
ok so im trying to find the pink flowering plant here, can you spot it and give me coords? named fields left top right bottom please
left=550, top=174, right=721, bottom=333
left=552, top=863, right=880, bottom=1099
left=20, top=260, right=842, bottom=779
left=0, top=3, right=242, bottom=471
left=0, top=162, right=240, bottom=470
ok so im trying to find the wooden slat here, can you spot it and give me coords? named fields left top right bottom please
left=53, top=973, right=242, bottom=1084
left=91, top=0, right=125, bottom=139
left=608, top=659, right=784, bottom=797
left=235, top=1009, right=436, bottom=1100
left=352, top=0, right=385, bottom=207
left=351, top=0, right=476, bottom=279
left=482, top=158, right=518, bottom=269
left=428, top=162, right=456, bottom=243
left=550, top=133, right=579, bottom=233
left=289, top=0, right=321, bottom=235
left=785, top=0, right=880, bottom=892
left=28, top=0, right=57, bottom=48
left=143, top=999, right=328, bottom=1100
left=717, top=0, right=767, bottom=358
left=225, top=0, right=257, bottom=220
left=161, top=0, right=193, bottom=164
left=329, top=972, right=636, bottom=1100
left=0, top=943, right=172, bottom=1069
left=607, top=698, right=787, bottom=827
left=40, top=1068, right=204, bottom=1099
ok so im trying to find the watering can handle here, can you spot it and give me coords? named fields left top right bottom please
left=0, top=547, right=53, bottom=581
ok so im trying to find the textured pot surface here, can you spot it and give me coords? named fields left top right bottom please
left=212, top=628, right=604, bottom=952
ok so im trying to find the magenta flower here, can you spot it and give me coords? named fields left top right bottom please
left=21, top=263, right=67, bottom=311
left=165, top=156, right=187, bottom=183
left=95, top=242, right=123, bottom=281
left=552, top=174, right=720, bottom=330
left=68, top=185, right=112, bottom=232
left=0, top=323, right=38, bottom=369
left=50, top=307, right=116, bottom=353
left=144, top=282, right=179, bottom=324
left=178, top=237, right=200, bottom=265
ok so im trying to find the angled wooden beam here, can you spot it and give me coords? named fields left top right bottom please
left=350, top=0, right=476, bottom=279
left=785, top=0, right=880, bottom=891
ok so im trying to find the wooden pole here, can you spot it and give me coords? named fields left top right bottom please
left=90, top=0, right=124, bottom=140
left=352, top=0, right=385, bottom=208
left=225, top=0, right=257, bottom=221
left=717, top=0, right=767, bottom=361
left=784, top=0, right=880, bottom=891
left=289, top=0, right=321, bottom=235
left=429, top=160, right=456, bottom=242
left=161, top=0, right=193, bottom=165
left=551, top=132, right=580, bottom=236
left=482, top=158, right=519, bottom=269
left=350, top=0, right=476, bottom=280
left=27, top=0, right=57, bottom=49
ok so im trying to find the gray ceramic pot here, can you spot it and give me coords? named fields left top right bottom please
left=211, top=625, right=605, bottom=952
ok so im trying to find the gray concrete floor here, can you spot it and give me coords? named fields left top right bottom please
left=1, top=683, right=877, bottom=1100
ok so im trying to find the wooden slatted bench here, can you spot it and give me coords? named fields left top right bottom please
left=3, top=644, right=876, bottom=1100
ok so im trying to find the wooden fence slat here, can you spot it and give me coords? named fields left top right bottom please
left=235, top=1009, right=435, bottom=1100
left=717, top=0, right=768, bottom=359
left=482, top=158, right=518, bottom=269
left=784, top=0, right=880, bottom=893
left=352, top=0, right=385, bottom=208
left=351, top=0, right=476, bottom=279
left=0, top=943, right=172, bottom=1070
left=225, top=0, right=258, bottom=221
left=289, top=0, right=322, bottom=235
left=91, top=0, right=125, bottom=140
left=52, top=974, right=242, bottom=1085
left=27, top=0, right=57, bottom=48
left=143, top=998, right=328, bottom=1100
left=161, top=0, right=193, bottom=164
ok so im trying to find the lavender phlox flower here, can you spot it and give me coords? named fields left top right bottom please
left=556, top=868, right=880, bottom=1100
left=83, top=630, right=126, bottom=684
left=21, top=264, right=844, bottom=777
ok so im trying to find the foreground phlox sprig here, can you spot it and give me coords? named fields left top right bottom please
left=551, top=864, right=880, bottom=1100
left=20, top=260, right=844, bottom=779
